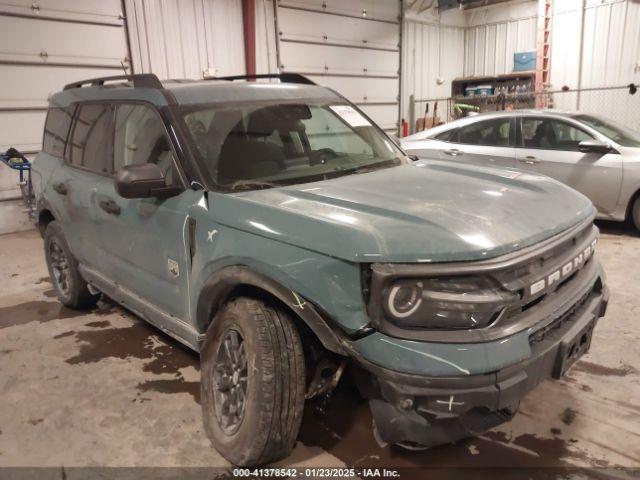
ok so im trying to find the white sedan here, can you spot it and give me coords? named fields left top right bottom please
left=401, top=110, right=640, bottom=230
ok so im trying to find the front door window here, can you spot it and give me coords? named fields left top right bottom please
left=521, top=118, right=594, bottom=151
left=113, top=104, right=179, bottom=185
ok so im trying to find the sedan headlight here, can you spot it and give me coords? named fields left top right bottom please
left=383, top=277, right=517, bottom=329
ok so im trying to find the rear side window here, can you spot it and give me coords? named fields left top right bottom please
left=457, top=118, right=511, bottom=147
left=69, top=104, right=113, bottom=174
left=43, top=107, right=74, bottom=157
left=434, top=129, right=456, bottom=142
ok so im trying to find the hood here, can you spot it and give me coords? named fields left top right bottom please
left=210, top=160, right=595, bottom=263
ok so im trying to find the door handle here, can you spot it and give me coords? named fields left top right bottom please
left=52, top=182, right=68, bottom=195
left=443, top=149, right=462, bottom=156
left=518, top=156, right=540, bottom=165
left=99, top=198, right=121, bottom=216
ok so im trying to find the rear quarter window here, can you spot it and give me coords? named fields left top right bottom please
left=42, top=107, right=74, bottom=157
left=457, top=118, right=511, bottom=147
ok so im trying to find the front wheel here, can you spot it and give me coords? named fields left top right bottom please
left=200, top=297, right=305, bottom=467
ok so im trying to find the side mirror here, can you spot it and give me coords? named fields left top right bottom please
left=578, top=140, right=612, bottom=154
left=115, top=163, right=180, bottom=199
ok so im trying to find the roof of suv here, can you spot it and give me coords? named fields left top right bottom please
left=49, top=74, right=341, bottom=109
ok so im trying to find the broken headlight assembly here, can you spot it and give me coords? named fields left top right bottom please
left=382, top=276, right=517, bottom=329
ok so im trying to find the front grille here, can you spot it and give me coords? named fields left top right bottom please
left=493, top=223, right=597, bottom=329
left=528, top=287, right=594, bottom=346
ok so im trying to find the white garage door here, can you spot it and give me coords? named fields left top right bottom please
left=0, top=1, right=129, bottom=155
left=0, top=1, right=129, bottom=233
left=276, top=0, right=401, bottom=133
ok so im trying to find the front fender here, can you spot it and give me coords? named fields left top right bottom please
left=195, top=265, right=350, bottom=355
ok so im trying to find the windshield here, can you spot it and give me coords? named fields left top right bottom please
left=573, top=114, right=640, bottom=148
left=181, top=101, right=405, bottom=190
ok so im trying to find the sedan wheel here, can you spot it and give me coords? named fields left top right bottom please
left=632, top=197, right=640, bottom=231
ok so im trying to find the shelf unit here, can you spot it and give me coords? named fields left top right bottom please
left=450, top=72, right=536, bottom=117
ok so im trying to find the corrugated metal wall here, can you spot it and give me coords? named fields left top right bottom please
left=463, top=19, right=536, bottom=76
left=550, top=0, right=640, bottom=124
left=551, top=0, right=640, bottom=90
left=124, top=0, right=245, bottom=79
left=401, top=19, right=465, bottom=123
left=581, top=0, right=640, bottom=88
left=402, top=0, right=640, bottom=126
left=401, top=1, right=537, bottom=124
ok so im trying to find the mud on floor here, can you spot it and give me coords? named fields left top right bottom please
left=54, top=299, right=202, bottom=404
left=1, top=264, right=637, bottom=470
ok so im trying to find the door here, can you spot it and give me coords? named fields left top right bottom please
left=441, top=117, right=516, bottom=169
left=50, top=103, right=112, bottom=266
left=93, top=103, right=197, bottom=321
left=516, top=117, right=623, bottom=214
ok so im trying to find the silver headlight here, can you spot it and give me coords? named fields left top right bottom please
left=387, top=282, right=423, bottom=318
left=383, top=277, right=517, bottom=329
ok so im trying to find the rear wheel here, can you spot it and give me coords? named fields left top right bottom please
left=44, top=221, right=100, bottom=309
left=201, top=297, right=305, bottom=467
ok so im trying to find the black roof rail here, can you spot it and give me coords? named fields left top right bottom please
left=216, top=73, right=316, bottom=85
left=63, top=74, right=163, bottom=91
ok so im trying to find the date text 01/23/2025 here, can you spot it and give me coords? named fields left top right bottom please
left=232, top=468, right=401, bottom=478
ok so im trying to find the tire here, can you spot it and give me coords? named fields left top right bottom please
left=631, top=196, right=640, bottom=231
left=201, top=297, right=305, bottom=467
left=44, top=221, right=100, bottom=309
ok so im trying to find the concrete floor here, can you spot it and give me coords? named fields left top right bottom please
left=0, top=223, right=639, bottom=473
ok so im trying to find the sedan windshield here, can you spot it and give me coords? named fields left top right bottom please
left=181, top=101, right=405, bottom=190
left=573, top=114, right=640, bottom=148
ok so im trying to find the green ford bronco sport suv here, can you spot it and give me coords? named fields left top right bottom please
left=29, top=73, right=608, bottom=466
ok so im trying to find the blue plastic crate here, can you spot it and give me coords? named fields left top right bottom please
left=475, top=84, right=494, bottom=96
left=514, top=51, right=536, bottom=72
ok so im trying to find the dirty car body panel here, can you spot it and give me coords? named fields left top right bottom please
left=31, top=76, right=608, bottom=450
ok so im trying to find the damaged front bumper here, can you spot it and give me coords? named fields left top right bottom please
left=352, top=280, right=609, bottom=448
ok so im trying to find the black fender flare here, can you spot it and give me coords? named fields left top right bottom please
left=195, top=266, right=350, bottom=355
left=36, top=196, right=52, bottom=218
left=35, top=197, right=60, bottom=235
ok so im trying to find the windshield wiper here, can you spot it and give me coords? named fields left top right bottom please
left=351, top=165, right=384, bottom=174
left=348, top=159, right=402, bottom=175
left=227, top=180, right=280, bottom=191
